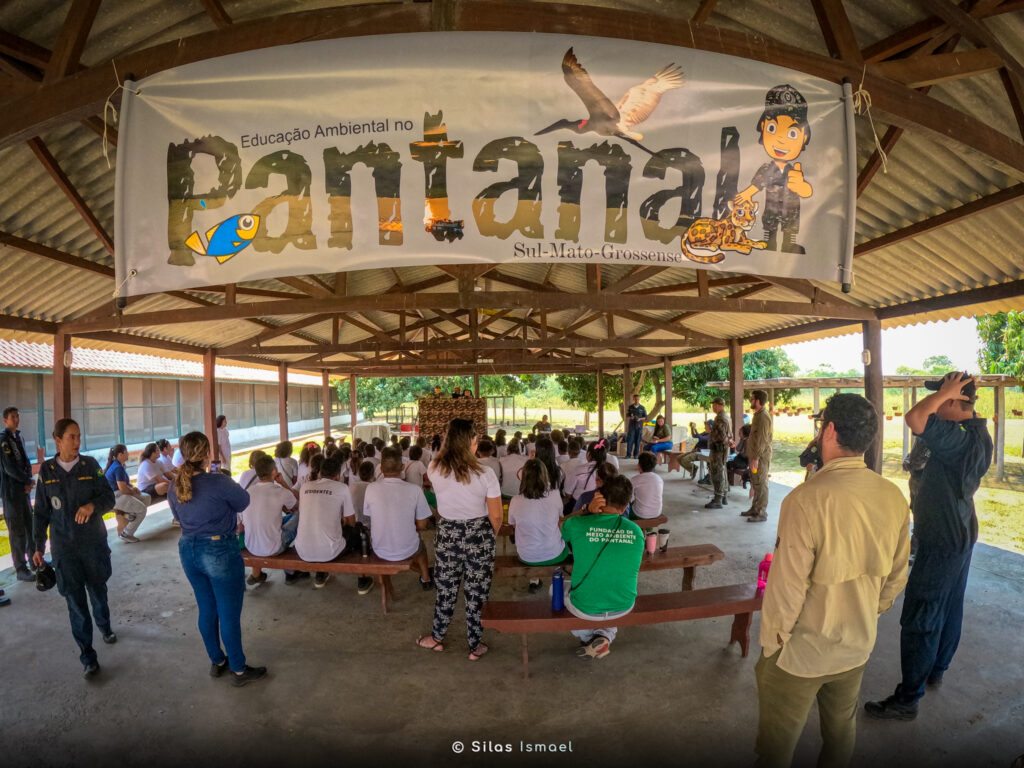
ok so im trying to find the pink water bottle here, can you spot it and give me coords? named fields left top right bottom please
left=757, top=553, right=773, bottom=594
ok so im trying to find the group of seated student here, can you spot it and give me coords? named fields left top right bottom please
left=237, top=435, right=437, bottom=594
left=101, top=437, right=184, bottom=543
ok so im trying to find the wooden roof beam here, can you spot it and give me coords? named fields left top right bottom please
left=811, top=0, right=863, bottom=63
left=691, top=0, right=719, bottom=24
left=62, top=290, right=876, bottom=333
left=200, top=0, right=233, bottom=29
left=1001, top=68, right=1024, bottom=140
left=44, top=0, right=102, bottom=84
left=80, top=115, right=117, bottom=145
left=0, top=26, right=52, bottom=69
left=27, top=136, right=113, bottom=254
left=0, top=230, right=112, bottom=277
left=911, top=0, right=1024, bottom=82
left=602, top=266, right=667, bottom=294
left=861, top=0, right=1015, bottom=62
left=872, top=47, right=1003, bottom=87
left=275, top=275, right=333, bottom=298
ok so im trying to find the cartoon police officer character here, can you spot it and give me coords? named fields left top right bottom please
left=734, top=84, right=813, bottom=254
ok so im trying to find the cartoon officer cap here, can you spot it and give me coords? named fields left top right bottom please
left=762, top=84, right=808, bottom=123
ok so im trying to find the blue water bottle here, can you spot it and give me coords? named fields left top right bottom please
left=551, top=568, right=565, bottom=611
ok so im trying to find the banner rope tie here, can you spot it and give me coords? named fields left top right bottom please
left=853, top=65, right=887, bottom=176
left=101, top=61, right=140, bottom=169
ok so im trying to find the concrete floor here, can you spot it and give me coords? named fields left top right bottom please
left=1, top=463, right=1021, bottom=768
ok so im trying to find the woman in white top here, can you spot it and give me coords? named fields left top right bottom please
left=136, top=443, right=171, bottom=497
left=498, top=438, right=528, bottom=499
left=295, top=441, right=321, bottom=490
left=215, top=415, right=232, bottom=475
left=564, top=440, right=610, bottom=503
left=507, top=459, right=569, bottom=593
left=273, top=440, right=298, bottom=487
left=418, top=418, right=501, bottom=661
left=156, top=439, right=176, bottom=473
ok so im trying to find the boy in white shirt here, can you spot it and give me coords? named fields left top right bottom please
left=630, top=451, right=664, bottom=519
left=561, top=439, right=585, bottom=480
left=364, top=448, right=434, bottom=589
left=348, top=460, right=375, bottom=525
left=294, top=454, right=362, bottom=591
left=403, top=446, right=427, bottom=488
left=477, top=440, right=502, bottom=487
left=241, top=455, right=300, bottom=585
left=499, top=439, right=528, bottom=499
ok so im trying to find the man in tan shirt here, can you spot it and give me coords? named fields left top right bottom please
left=744, top=389, right=774, bottom=522
left=755, top=393, right=910, bottom=767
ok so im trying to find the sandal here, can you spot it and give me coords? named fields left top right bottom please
left=416, top=635, right=444, bottom=652
left=468, top=643, right=489, bottom=661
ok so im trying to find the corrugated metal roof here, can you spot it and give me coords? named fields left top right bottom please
left=1, top=0, right=1023, bottom=371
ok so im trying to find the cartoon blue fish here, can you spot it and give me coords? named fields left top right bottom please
left=184, top=213, right=260, bottom=263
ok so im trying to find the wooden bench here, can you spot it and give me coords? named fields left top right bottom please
left=482, top=583, right=763, bottom=677
left=492, top=543, right=724, bottom=590
left=241, top=549, right=416, bottom=615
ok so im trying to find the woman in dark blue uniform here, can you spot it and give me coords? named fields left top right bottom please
left=32, top=418, right=116, bottom=678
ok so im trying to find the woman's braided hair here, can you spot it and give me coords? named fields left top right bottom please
left=173, top=431, right=209, bottom=503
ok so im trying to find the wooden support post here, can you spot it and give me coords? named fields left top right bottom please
left=52, top=332, right=72, bottom=423
left=622, top=365, right=632, bottom=423
left=663, top=357, right=673, bottom=429
left=862, top=319, right=884, bottom=473
left=322, top=371, right=332, bottom=442
left=473, top=373, right=480, bottom=398
left=995, top=383, right=1005, bottom=482
left=902, top=386, right=911, bottom=460
left=813, top=387, right=820, bottom=414
left=596, top=370, right=604, bottom=437
left=349, top=375, right=358, bottom=433
left=202, top=349, right=217, bottom=459
left=278, top=363, right=288, bottom=442
left=728, top=339, right=743, bottom=440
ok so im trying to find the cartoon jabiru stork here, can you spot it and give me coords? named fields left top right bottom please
left=535, top=47, right=684, bottom=155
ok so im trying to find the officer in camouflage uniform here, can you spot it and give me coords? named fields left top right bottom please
left=744, top=390, right=774, bottom=522
left=704, top=397, right=733, bottom=509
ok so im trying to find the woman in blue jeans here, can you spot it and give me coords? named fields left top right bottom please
left=168, top=431, right=266, bottom=686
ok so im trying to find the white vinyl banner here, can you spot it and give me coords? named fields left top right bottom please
left=114, top=32, right=854, bottom=297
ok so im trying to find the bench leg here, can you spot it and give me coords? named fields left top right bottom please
left=682, top=566, right=695, bottom=591
left=379, top=575, right=392, bottom=616
left=730, top=612, right=752, bottom=657
left=521, top=634, right=530, bottom=679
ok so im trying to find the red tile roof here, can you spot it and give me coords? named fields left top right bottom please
left=0, top=339, right=324, bottom=386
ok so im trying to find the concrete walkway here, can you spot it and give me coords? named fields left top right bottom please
left=0, top=464, right=1020, bottom=768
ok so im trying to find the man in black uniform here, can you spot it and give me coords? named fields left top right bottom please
left=625, top=395, right=647, bottom=459
left=865, top=372, right=992, bottom=721
left=33, top=418, right=117, bottom=678
left=1, top=406, right=36, bottom=581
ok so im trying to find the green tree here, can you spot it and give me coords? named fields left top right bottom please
left=802, top=362, right=860, bottom=377
left=977, top=312, right=1024, bottom=376
left=335, top=374, right=541, bottom=418
left=922, top=354, right=955, bottom=374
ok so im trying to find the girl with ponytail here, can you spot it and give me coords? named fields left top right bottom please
left=168, top=431, right=266, bottom=686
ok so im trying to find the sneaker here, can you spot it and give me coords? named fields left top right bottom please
left=576, top=635, right=611, bottom=660
left=15, top=569, right=35, bottom=582
left=119, top=532, right=141, bottom=543
left=231, top=665, right=268, bottom=687
left=746, top=514, right=768, bottom=523
left=246, top=572, right=268, bottom=586
left=210, top=659, right=228, bottom=678
left=285, top=571, right=310, bottom=585
left=357, top=576, right=375, bottom=595
left=101, top=631, right=117, bottom=644
left=704, top=498, right=722, bottom=509
left=528, top=579, right=543, bottom=594
left=864, top=696, right=918, bottom=721
left=313, top=572, right=330, bottom=589
left=83, top=662, right=100, bottom=679
left=420, top=578, right=435, bottom=591
left=927, top=672, right=944, bottom=689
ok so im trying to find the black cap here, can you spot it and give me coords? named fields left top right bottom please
left=763, top=84, right=808, bottom=123
left=924, top=372, right=977, bottom=402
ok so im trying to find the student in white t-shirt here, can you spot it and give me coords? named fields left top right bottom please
left=417, top=418, right=501, bottom=660
left=631, top=451, right=664, bottom=520
left=477, top=439, right=502, bottom=487
left=156, top=439, right=176, bottom=474
left=508, top=459, right=569, bottom=594
left=564, top=441, right=611, bottom=502
left=415, top=437, right=432, bottom=467
left=347, top=460, right=374, bottom=525
left=237, top=450, right=269, bottom=493
left=561, top=438, right=585, bottom=479
left=241, top=456, right=299, bottom=585
left=294, top=455, right=359, bottom=591
left=403, top=446, right=427, bottom=489
left=494, top=434, right=508, bottom=458
left=137, top=443, right=172, bottom=497
left=364, top=447, right=433, bottom=588
left=556, top=438, right=570, bottom=465
left=363, top=443, right=381, bottom=470
left=498, top=439, right=527, bottom=499
left=273, top=440, right=298, bottom=487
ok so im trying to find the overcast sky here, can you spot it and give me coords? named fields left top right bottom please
left=780, top=317, right=981, bottom=375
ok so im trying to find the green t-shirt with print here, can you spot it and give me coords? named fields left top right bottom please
left=561, top=513, right=644, bottom=615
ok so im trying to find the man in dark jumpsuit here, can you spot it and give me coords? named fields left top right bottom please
left=865, top=372, right=992, bottom=720
left=33, top=428, right=117, bottom=677
left=625, top=394, right=647, bottom=460
left=1, top=406, right=36, bottom=581
left=704, top=397, right=732, bottom=509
